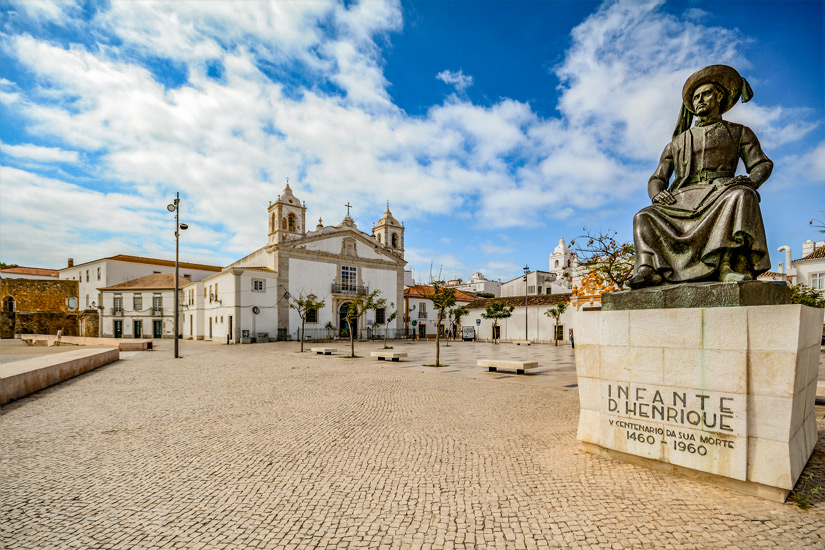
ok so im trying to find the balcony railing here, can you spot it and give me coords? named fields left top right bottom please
left=418, top=310, right=428, bottom=319
left=331, top=283, right=368, bottom=295
left=111, top=308, right=123, bottom=316
left=152, top=308, right=163, bottom=316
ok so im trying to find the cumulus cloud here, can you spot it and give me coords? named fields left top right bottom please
left=436, top=69, right=474, bottom=91
left=0, top=0, right=818, bottom=276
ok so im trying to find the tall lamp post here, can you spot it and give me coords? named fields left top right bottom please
left=523, top=265, right=529, bottom=341
left=167, top=193, right=188, bottom=358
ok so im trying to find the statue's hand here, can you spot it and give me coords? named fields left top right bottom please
left=725, top=175, right=755, bottom=188
left=652, top=189, right=676, bottom=205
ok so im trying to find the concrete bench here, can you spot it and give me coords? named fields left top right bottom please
left=370, top=351, right=407, bottom=362
left=477, top=360, right=538, bottom=375
left=513, top=340, right=531, bottom=346
left=311, top=347, right=337, bottom=355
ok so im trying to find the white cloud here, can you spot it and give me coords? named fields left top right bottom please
left=0, top=0, right=819, bottom=269
left=480, top=241, right=514, bottom=255
left=436, top=69, right=474, bottom=91
left=1, top=142, right=79, bottom=163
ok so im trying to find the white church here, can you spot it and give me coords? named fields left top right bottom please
left=182, top=183, right=407, bottom=343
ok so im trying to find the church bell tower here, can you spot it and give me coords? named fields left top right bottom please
left=372, top=203, right=404, bottom=259
left=268, top=182, right=307, bottom=245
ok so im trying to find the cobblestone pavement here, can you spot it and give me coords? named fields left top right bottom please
left=2, top=340, right=824, bottom=549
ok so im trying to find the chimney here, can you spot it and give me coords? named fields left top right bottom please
left=68, top=258, right=74, bottom=268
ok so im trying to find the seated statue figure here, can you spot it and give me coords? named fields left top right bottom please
left=628, top=65, right=773, bottom=289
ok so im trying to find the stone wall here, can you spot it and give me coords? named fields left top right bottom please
left=0, top=279, right=81, bottom=338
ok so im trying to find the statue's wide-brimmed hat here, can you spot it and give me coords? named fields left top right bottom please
left=681, top=64, right=753, bottom=115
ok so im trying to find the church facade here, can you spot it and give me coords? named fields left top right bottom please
left=182, top=184, right=407, bottom=343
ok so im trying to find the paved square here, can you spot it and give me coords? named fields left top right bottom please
left=2, top=339, right=824, bottom=548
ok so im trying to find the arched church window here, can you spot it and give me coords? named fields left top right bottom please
left=288, top=213, right=296, bottom=232
left=282, top=217, right=287, bottom=230
left=391, top=233, right=398, bottom=248
left=555, top=260, right=559, bottom=268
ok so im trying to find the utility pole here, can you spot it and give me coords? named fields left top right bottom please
left=523, top=265, right=529, bottom=341
left=167, top=193, right=188, bottom=358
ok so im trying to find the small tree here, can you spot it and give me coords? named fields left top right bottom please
left=481, top=301, right=514, bottom=344
left=544, top=299, right=569, bottom=346
left=344, top=289, right=382, bottom=357
left=373, top=299, right=398, bottom=349
left=429, top=281, right=457, bottom=367
left=570, top=228, right=635, bottom=289
left=289, top=293, right=326, bottom=352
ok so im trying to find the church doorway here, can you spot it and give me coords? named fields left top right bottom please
left=339, top=303, right=352, bottom=337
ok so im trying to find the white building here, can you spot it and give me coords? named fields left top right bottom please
left=403, top=284, right=475, bottom=339
left=464, top=294, right=574, bottom=343
left=445, top=271, right=501, bottom=296
left=99, top=273, right=190, bottom=338
left=183, top=184, right=407, bottom=343
left=59, top=255, right=221, bottom=314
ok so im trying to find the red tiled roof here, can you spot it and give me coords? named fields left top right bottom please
left=101, top=273, right=193, bottom=290
left=64, top=254, right=222, bottom=271
left=0, top=266, right=59, bottom=276
left=794, top=246, right=825, bottom=263
left=404, top=285, right=475, bottom=302
left=465, top=294, right=570, bottom=309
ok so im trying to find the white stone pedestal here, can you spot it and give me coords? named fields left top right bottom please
left=574, top=303, right=823, bottom=501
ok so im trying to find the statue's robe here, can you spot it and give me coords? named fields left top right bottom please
left=633, top=120, right=772, bottom=282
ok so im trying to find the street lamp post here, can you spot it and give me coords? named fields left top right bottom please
left=523, top=265, right=529, bottom=342
left=167, top=193, right=188, bottom=358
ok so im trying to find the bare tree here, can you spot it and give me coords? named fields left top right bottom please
left=569, top=228, right=635, bottom=289
left=429, top=281, right=456, bottom=367
left=289, top=293, right=325, bottom=352
left=343, top=289, right=382, bottom=358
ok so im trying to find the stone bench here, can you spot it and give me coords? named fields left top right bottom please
left=311, top=347, right=337, bottom=355
left=370, top=351, right=407, bottom=362
left=477, top=360, right=538, bottom=375
left=513, top=340, right=531, bottom=346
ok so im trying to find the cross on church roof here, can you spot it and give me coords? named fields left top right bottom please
left=345, top=202, right=352, bottom=216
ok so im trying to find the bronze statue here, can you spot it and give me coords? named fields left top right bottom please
left=628, top=65, right=773, bottom=289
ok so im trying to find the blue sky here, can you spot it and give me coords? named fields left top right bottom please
left=1, top=0, right=823, bottom=283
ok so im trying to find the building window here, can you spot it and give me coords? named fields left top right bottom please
left=209, top=285, right=213, bottom=303
left=253, top=279, right=265, bottom=292
left=97, top=267, right=101, bottom=280
left=811, top=272, right=824, bottom=291
left=306, top=308, right=318, bottom=323
left=85, top=294, right=90, bottom=307
left=375, top=308, right=385, bottom=324
left=85, top=270, right=89, bottom=282
left=555, top=324, right=565, bottom=342
left=528, top=286, right=536, bottom=294
left=287, top=213, right=296, bottom=232
left=3, top=296, right=14, bottom=312
left=113, top=296, right=122, bottom=313
left=134, top=294, right=142, bottom=311
left=153, top=295, right=162, bottom=315
left=184, top=273, right=191, bottom=280
left=419, top=303, right=427, bottom=318
left=391, top=233, right=398, bottom=248
left=342, top=266, right=357, bottom=291
left=214, top=283, right=218, bottom=300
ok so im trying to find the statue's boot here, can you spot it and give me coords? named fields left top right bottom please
left=628, top=266, right=663, bottom=289
left=719, top=265, right=754, bottom=282
left=719, top=255, right=754, bottom=282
